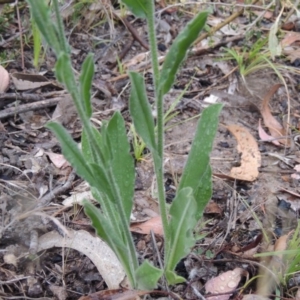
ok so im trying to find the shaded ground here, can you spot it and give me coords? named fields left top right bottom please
left=1, top=1, right=300, bottom=299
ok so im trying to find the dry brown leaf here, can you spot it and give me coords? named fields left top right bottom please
left=38, top=229, right=126, bottom=289
left=205, top=268, right=245, bottom=300
left=258, top=119, right=280, bottom=146
left=0, top=65, right=9, bottom=92
left=283, top=47, right=300, bottom=63
left=130, top=216, right=163, bottom=236
left=281, top=32, right=300, bottom=47
left=261, top=84, right=290, bottom=146
left=45, top=152, right=70, bottom=169
left=204, top=201, right=222, bottom=215
left=3, top=253, right=17, bottom=267
left=11, top=72, right=58, bottom=90
left=227, top=124, right=261, bottom=181
left=270, top=234, right=289, bottom=271
left=274, top=234, right=288, bottom=253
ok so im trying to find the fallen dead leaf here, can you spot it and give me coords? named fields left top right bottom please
left=205, top=268, right=245, bottom=300
left=3, top=253, right=17, bottom=267
left=226, top=124, right=261, bottom=181
left=130, top=216, right=163, bottom=236
left=45, top=151, right=70, bottom=169
left=11, top=72, right=59, bottom=90
left=270, top=234, right=289, bottom=271
left=258, top=119, right=280, bottom=146
left=252, top=10, right=273, bottom=19
left=38, top=229, right=126, bottom=289
left=62, top=191, right=95, bottom=207
left=204, top=201, right=222, bottom=215
left=281, top=32, right=300, bottom=47
left=274, top=234, right=288, bottom=254
left=49, top=285, right=67, bottom=300
left=0, top=65, right=9, bottom=92
left=261, top=84, right=290, bottom=146
left=283, top=47, right=300, bottom=63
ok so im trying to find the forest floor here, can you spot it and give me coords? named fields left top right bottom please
left=1, top=0, right=300, bottom=299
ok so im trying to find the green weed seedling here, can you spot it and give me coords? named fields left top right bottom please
left=27, top=0, right=222, bottom=289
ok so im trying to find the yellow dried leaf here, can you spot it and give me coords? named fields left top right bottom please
left=227, top=125, right=261, bottom=181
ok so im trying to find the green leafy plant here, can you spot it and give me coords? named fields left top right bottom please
left=222, top=38, right=275, bottom=82
left=130, top=124, right=146, bottom=162
left=27, top=0, right=222, bottom=289
left=221, top=37, right=300, bottom=87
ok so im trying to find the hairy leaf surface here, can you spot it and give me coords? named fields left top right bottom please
left=159, top=12, right=207, bottom=95
left=106, top=112, right=135, bottom=220
left=178, top=104, right=222, bottom=218
left=129, top=72, right=157, bottom=153
left=135, top=260, right=163, bottom=290
left=165, top=187, right=197, bottom=285
left=79, top=54, right=94, bottom=119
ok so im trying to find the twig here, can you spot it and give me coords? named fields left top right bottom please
left=38, top=169, right=76, bottom=207
left=0, top=97, right=61, bottom=119
left=0, top=276, right=30, bottom=285
left=0, top=91, right=66, bottom=101
left=114, top=13, right=149, bottom=50
left=0, top=93, right=43, bottom=101
left=0, top=29, right=29, bottom=48
left=194, top=0, right=259, bottom=45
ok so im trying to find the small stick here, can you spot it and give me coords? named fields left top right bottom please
left=0, top=97, right=61, bottom=119
left=115, top=13, right=149, bottom=51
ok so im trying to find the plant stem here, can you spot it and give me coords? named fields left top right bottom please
left=146, top=0, right=170, bottom=259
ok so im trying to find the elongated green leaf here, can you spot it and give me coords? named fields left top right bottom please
left=27, top=0, right=61, bottom=54
left=135, top=260, right=163, bottom=290
left=81, top=128, right=93, bottom=164
left=193, top=165, right=212, bottom=220
left=46, top=122, right=95, bottom=186
left=159, top=12, right=208, bottom=96
left=90, top=163, right=116, bottom=205
left=31, top=19, right=42, bottom=69
left=80, top=54, right=94, bottom=119
left=165, top=187, right=197, bottom=285
left=129, top=72, right=156, bottom=152
left=84, top=200, right=137, bottom=288
left=82, top=126, right=105, bottom=166
left=56, top=53, right=79, bottom=101
left=106, top=112, right=135, bottom=220
left=119, top=0, right=147, bottom=18
left=178, top=104, right=222, bottom=216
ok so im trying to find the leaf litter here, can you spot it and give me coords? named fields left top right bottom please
left=1, top=0, right=300, bottom=299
